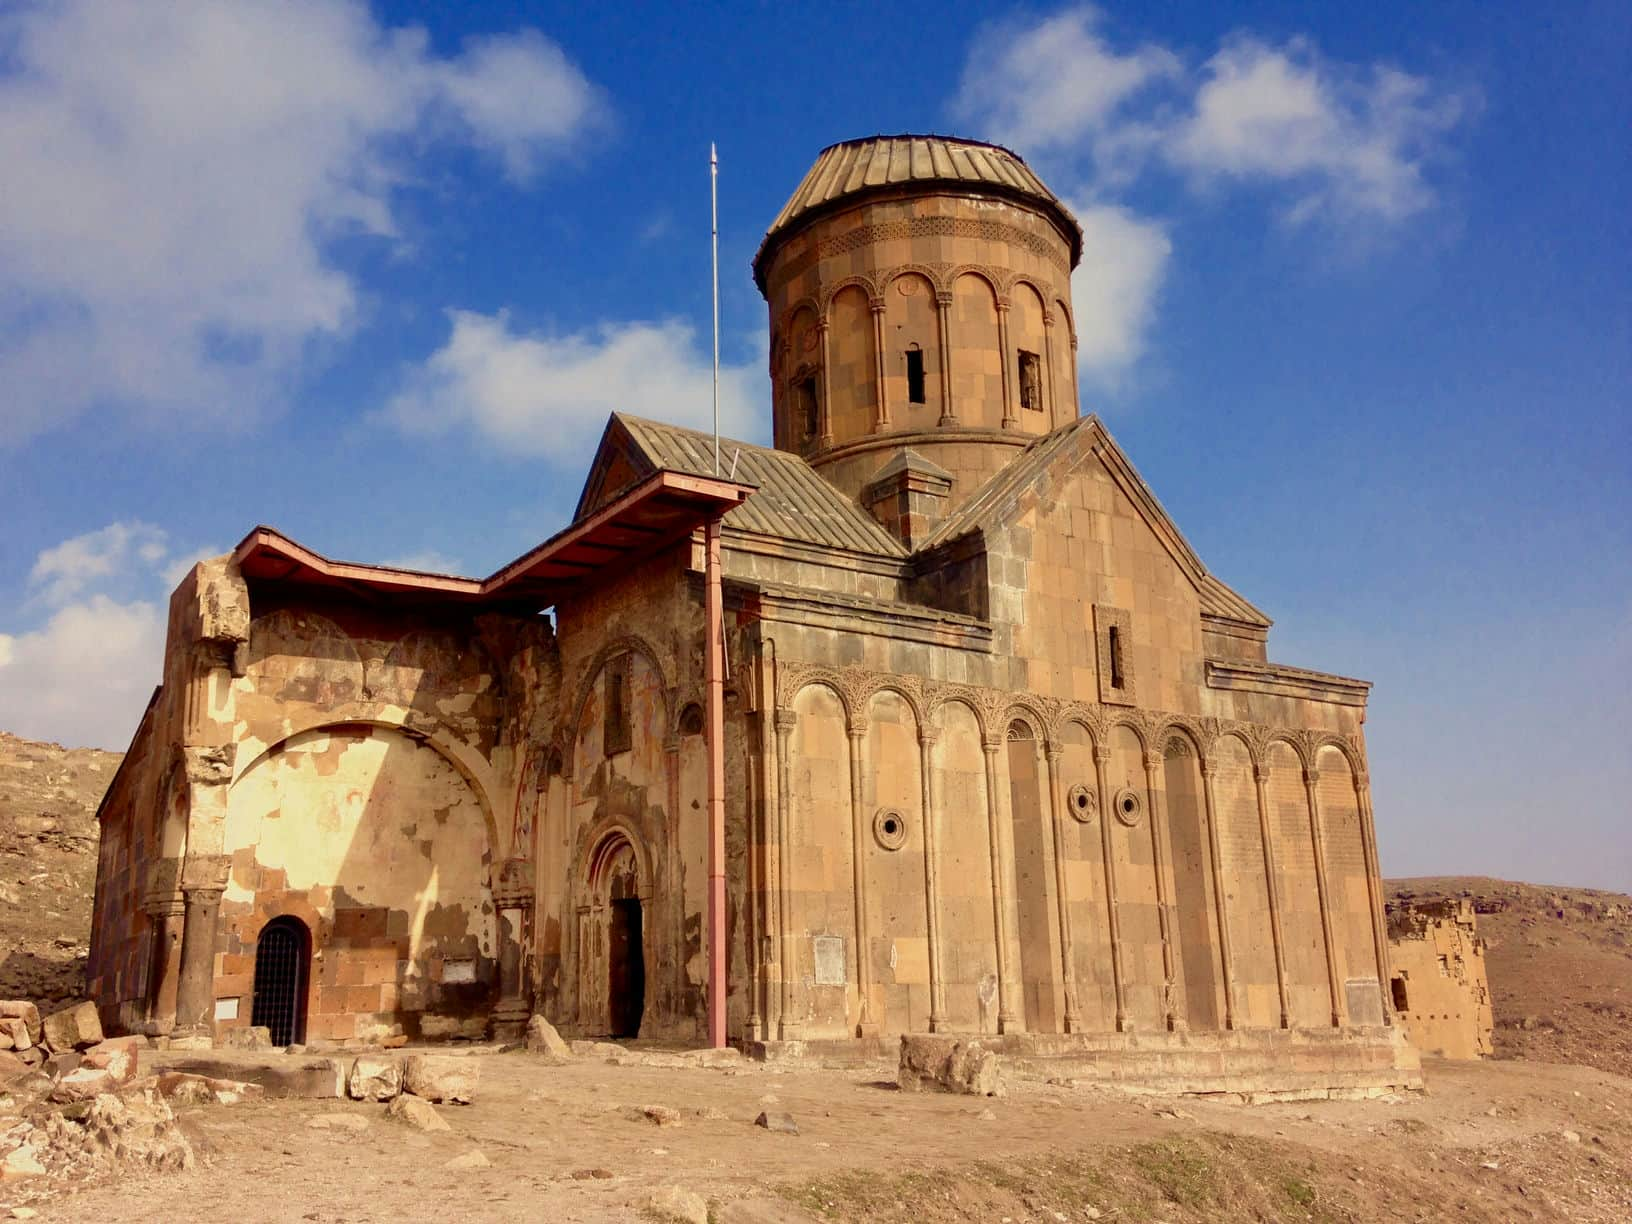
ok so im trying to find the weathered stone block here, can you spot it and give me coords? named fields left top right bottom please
left=649, top=1185, right=710, bottom=1223
left=403, top=1053, right=478, bottom=1104
left=80, top=1037, right=141, bottom=1086
left=41, top=1000, right=103, bottom=1052
left=221, top=1026, right=274, bottom=1051
left=164, top=1055, right=345, bottom=1099
left=348, top=1054, right=402, bottom=1101
left=386, top=1092, right=451, bottom=1132
left=50, top=1066, right=118, bottom=1101
left=0, top=1017, right=30, bottom=1051
left=525, top=1014, right=572, bottom=1063
left=898, top=1035, right=1005, bottom=1097
left=754, top=1111, right=800, bottom=1134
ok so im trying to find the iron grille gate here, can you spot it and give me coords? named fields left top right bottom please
left=251, top=920, right=306, bottom=1046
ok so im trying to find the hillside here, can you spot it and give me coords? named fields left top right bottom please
left=1387, top=875, right=1632, bottom=1078
left=0, top=730, right=118, bottom=1005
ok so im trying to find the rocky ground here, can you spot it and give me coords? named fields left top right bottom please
left=4, top=1042, right=1630, bottom=1223
left=2, top=730, right=1630, bottom=1220
left=0, top=733, right=115, bottom=1009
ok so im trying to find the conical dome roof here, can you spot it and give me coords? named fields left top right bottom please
left=753, top=134, right=1081, bottom=290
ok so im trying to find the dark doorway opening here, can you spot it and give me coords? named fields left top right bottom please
left=608, top=898, right=645, bottom=1038
left=251, top=916, right=310, bottom=1046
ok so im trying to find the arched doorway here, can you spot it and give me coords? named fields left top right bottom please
left=251, top=916, right=311, bottom=1046
left=581, top=833, right=646, bottom=1038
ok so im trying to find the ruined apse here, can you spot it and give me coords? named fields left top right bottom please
left=89, top=134, right=1418, bottom=1095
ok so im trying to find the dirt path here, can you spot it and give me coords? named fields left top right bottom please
left=19, top=1048, right=1630, bottom=1223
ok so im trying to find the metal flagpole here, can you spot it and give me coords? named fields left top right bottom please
left=711, top=143, right=720, bottom=475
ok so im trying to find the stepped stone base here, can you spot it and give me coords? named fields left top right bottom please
left=752, top=1026, right=1422, bottom=1101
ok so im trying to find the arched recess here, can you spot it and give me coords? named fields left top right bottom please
left=1315, top=744, right=1382, bottom=1024
left=1209, top=733, right=1278, bottom=1027
left=576, top=827, right=650, bottom=1037
left=1005, top=718, right=1059, bottom=1032
left=242, top=609, right=365, bottom=707
left=932, top=699, right=1000, bottom=1033
left=780, top=304, right=821, bottom=450
left=1053, top=297, right=1077, bottom=420
left=883, top=271, right=940, bottom=426
left=1009, top=281, right=1050, bottom=427
left=861, top=688, right=929, bottom=1034
left=224, top=722, right=497, bottom=1043
left=1105, top=722, right=1164, bottom=1029
left=950, top=272, right=1002, bottom=428
left=1162, top=731, right=1223, bottom=1032
left=828, top=284, right=876, bottom=444
left=1265, top=739, right=1328, bottom=1027
left=567, top=634, right=674, bottom=759
left=1055, top=718, right=1114, bottom=1031
left=786, top=684, right=855, bottom=1038
left=231, top=708, right=502, bottom=866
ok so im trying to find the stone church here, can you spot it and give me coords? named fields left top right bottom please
left=89, top=135, right=1417, bottom=1093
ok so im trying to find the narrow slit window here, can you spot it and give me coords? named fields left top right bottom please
left=604, top=655, right=632, bottom=756
left=1018, top=350, right=1042, bottom=412
left=1108, top=625, right=1125, bottom=690
left=905, top=347, right=926, bottom=404
left=797, top=375, right=819, bottom=439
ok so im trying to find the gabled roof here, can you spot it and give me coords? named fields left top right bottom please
left=575, top=415, right=908, bottom=558
left=921, top=415, right=1272, bottom=629
left=235, top=469, right=752, bottom=613
left=753, top=134, right=1082, bottom=289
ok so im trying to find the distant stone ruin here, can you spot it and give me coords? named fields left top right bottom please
left=1385, top=899, right=1493, bottom=1059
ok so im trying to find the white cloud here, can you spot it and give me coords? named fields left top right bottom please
left=950, top=10, right=1468, bottom=225
left=1168, top=37, right=1469, bottom=224
left=384, top=310, right=764, bottom=460
left=1069, top=203, right=1172, bottom=386
left=951, top=7, right=1177, bottom=171
left=1, top=522, right=221, bottom=747
left=28, top=522, right=170, bottom=607
left=0, top=0, right=604, bottom=444
left=0, top=596, right=165, bottom=749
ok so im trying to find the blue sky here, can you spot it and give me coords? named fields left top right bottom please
left=0, top=1, right=1626, bottom=888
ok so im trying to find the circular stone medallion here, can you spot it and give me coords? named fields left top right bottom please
left=1113, top=787, right=1144, bottom=827
left=873, top=807, right=908, bottom=850
left=1066, top=784, right=1097, bottom=824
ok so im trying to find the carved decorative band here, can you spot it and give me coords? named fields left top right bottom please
left=818, top=217, right=1070, bottom=272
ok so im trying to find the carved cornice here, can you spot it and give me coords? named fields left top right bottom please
left=765, top=661, right=1367, bottom=778
left=1205, top=659, right=1370, bottom=708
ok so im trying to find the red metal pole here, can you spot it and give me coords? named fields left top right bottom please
left=704, top=517, right=727, bottom=1048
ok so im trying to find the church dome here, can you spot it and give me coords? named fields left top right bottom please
left=755, top=135, right=1087, bottom=527
left=753, top=134, right=1082, bottom=292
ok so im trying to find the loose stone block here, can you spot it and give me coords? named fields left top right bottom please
left=525, top=1014, right=572, bottom=1063
left=41, top=1001, right=102, bottom=1053
left=403, top=1053, right=478, bottom=1104
left=348, top=1054, right=403, bottom=1101
left=386, top=1093, right=451, bottom=1132
left=80, top=1037, right=140, bottom=1086
left=0, top=1002, right=42, bottom=1047
left=898, top=1035, right=1005, bottom=1097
